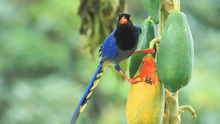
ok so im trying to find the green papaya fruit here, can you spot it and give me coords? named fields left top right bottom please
left=142, top=0, right=160, bottom=24
left=157, top=11, right=194, bottom=93
left=129, top=18, right=156, bottom=78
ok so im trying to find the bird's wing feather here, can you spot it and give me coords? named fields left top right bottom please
left=70, top=29, right=119, bottom=124
left=99, top=29, right=119, bottom=62
left=134, top=24, right=142, bottom=33
left=69, top=63, right=104, bottom=124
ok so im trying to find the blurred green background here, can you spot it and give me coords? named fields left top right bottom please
left=0, top=0, right=219, bottom=124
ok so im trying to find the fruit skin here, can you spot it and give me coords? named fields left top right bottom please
left=129, top=18, right=155, bottom=78
left=157, top=12, right=194, bottom=93
left=142, top=0, right=160, bottom=24
left=126, top=55, right=164, bottom=124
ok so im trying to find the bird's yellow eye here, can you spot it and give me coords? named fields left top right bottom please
left=129, top=16, right=132, bottom=20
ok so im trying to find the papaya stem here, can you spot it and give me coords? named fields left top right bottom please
left=147, top=38, right=160, bottom=56
left=149, top=38, right=160, bottom=49
left=162, top=91, right=181, bottom=124
left=173, top=0, right=180, bottom=12
left=178, top=105, right=197, bottom=119
left=147, top=16, right=152, bottom=20
left=158, top=0, right=170, bottom=38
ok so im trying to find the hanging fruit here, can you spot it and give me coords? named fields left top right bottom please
left=129, top=17, right=156, bottom=78
left=157, top=11, right=194, bottom=93
left=126, top=53, right=164, bottom=124
left=142, top=0, right=160, bottom=24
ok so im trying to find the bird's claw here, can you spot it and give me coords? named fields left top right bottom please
left=143, top=48, right=155, bottom=54
left=134, top=48, right=155, bottom=55
left=128, top=76, right=140, bottom=84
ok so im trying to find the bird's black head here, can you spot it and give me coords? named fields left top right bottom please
left=114, top=13, right=140, bottom=51
left=117, top=13, right=133, bottom=28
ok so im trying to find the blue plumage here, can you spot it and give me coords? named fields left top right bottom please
left=69, top=13, right=153, bottom=124
left=99, top=29, right=118, bottom=63
left=70, top=63, right=103, bottom=124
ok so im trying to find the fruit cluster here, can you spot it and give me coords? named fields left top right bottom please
left=126, top=0, right=194, bottom=123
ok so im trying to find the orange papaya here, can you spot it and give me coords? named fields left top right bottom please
left=126, top=55, right=164, bottom=124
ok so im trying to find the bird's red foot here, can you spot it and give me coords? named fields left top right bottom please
left=127, top=76, right=140, bottom=84
left=134, top=48, right=155, bottom=54
left=119, top=71, right=140, bottom=84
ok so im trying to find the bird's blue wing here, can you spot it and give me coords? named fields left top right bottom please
left=134, top=24, right=142, bottom=33
left=70, top=29, right=118, bottom=124
left=99, top=29, right=118, bottom=63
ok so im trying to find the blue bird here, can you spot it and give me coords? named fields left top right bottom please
left=70, top=13, right=155, bottom=124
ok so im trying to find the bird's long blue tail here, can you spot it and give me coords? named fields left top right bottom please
left=69, top=62, right=104, bottom=124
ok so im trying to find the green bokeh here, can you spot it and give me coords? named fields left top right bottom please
left=0, top=0, right=219, bottom=124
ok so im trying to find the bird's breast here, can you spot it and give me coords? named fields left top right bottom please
left=111, top=44, right=138, bottom=65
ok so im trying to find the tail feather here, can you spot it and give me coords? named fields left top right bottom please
left=69, top=63, right=104, bottom=124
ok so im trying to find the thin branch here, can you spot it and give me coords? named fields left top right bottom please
left=178, top=105, right=197, bottom=119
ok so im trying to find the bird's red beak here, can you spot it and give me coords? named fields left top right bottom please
left=120, top=16, right=127, bottom=24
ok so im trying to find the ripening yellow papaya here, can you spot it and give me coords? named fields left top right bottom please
left=126, top=55, right=164, bottom=124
